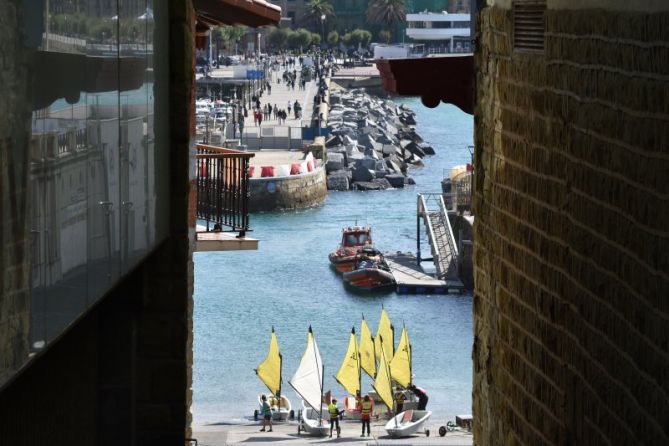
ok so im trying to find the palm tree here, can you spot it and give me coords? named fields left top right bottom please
left=299, top=0, right=335, bottom=32
left=366, top=0, right=406, bottom=41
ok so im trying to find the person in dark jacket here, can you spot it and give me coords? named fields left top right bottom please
left=409, top=384, right=428, bottom=410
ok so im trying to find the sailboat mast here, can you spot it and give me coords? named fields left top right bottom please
left=310, top=326, right=324, bottom=424
left=278, top=351, right=283, bottom=397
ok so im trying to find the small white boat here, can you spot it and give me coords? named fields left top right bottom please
left=255, top=394, right=292, bottom=421
left=385, top=409, right=433, bottom=437
left=297, top=400, right=331, bottom=437
left=290, top=327, right=330, bottom=437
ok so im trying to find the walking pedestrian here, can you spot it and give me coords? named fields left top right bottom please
left=259, top=395, right=273, bottom=432
left=360, top=395, right=372, bottom=437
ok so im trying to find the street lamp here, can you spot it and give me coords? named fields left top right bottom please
left=320, top=14, right=326, bottom=49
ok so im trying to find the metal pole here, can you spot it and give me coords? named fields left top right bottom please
left=416, top=195, right=421, bottom=265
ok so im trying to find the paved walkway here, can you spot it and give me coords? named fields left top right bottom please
left=192, top=419, right=474, bottom=446
left=243, top=67, right=318, bottom=129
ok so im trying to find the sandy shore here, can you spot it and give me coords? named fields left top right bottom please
left=191, top=418, right=473, bottom=446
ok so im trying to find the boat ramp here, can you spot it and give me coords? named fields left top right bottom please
left=382, top=193, right=468, bottom=294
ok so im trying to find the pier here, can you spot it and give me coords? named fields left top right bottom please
left=385, top=252, right=465, bottom=294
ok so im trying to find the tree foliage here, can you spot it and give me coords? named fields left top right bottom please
left=378, top=30, right=391, bottom=44
left=341, top=29, right=372, bottom=48
left=327, top=30, right=339, bottom=46
left=286, top=28, right=313, bottom=50
left=366, top=0, right=406, bottom=28
left=311, top=32, right=322, bottom=46
left=267, top=27, right=288, bottom=49
left=299, top=0, right=335, bottom=31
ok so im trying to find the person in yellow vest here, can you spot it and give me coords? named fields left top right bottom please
left=360, top=395, right=373, bottom=437
left=328, top=398, right=342, bottom=438
left=394, top=390, right=406, bottom=414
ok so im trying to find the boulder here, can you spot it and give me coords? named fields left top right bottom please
left=372, top=178, right=393, bottom=189
left=360, top=157, right=377, bottom=170
left=325, top=135, right=343, bottom=148
left=382, top=144, right=400, bottom=156
left=419, top=144, right=435, bottom=155
left=353, top=181, right=385, bottom=191
left=405, top=176, right=416, bottom=185
left=326, top=152, right=345, bottom=172
left=327, top=172, right=350, bottom=191
left=352, top=165, right=375, bottom=182
left=385, top=174, right=406, bottom=188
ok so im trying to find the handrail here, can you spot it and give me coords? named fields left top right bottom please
left=417, top=193, right=459, bottom=279
left=196, top=144, right=253, bottom=235
left=196, top=143, right=256, bottom=157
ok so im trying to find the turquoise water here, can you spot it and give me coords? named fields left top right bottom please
left=193, top=100, right=474, bottom=425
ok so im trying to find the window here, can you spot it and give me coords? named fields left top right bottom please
left=513, top=0, right=546, bottom=52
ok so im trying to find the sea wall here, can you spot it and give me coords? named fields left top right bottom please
left=474, top=5, right=669, bottom=446
left=249, top=167, right=327, bottom=212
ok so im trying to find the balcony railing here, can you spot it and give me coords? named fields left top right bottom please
left=196, top=144, right=254, bottom=236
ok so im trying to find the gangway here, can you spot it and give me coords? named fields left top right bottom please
left=417, top=193, right=462, bottom=286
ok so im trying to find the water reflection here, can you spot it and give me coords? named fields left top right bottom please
left=27, top=1, right=165, bottom=350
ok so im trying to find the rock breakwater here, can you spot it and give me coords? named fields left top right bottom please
left=324, top=88, right=434, bottom=191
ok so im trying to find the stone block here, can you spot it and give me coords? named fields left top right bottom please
left=325, top=152, right=345, bottom=172
left=352, top=165, right=375, bottom=182
left=385, top=174, right=406, bottom=188
left=326, top=172, right=350, bottom=191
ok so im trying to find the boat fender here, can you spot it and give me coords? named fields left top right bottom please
left=254, top=409, right=258, bottom=421
left=290, top=409, right=295, bottom=420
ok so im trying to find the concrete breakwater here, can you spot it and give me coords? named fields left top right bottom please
left=249, top=166, right=327, bottom=212
left=324, top=88, right=435, bottom=191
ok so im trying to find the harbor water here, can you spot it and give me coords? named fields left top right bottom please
left=193, top=99, right=474, bottom=425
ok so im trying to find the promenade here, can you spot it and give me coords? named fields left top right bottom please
left=192, top=418, right=473, bottom=446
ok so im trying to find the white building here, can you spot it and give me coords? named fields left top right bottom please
left=405, top=12, right=472, bottom=54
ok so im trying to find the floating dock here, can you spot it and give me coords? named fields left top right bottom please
left=385, top=252, right=465, bottom=294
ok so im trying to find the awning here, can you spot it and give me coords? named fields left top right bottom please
left=375, top=55, right=474, bottom=114
left=194, top=0, right=281, bottom=28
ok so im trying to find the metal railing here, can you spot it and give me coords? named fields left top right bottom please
left=417, top=193, right=460, bottom=280
left=196, top=144, right=254, bottom=236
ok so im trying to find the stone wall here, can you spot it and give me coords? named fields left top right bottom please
left=0, top=0, right=33, bottom=388
left=474, top=5, right=669, bottom=445
left=249, top=167, right=328, bottom=212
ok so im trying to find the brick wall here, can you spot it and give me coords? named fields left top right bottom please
left=473, top=6, right=669, bottom=445
left=0, top=0, right=32, bottom=388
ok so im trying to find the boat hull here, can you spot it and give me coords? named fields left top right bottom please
left=342, top=268, right=396, bottom=292
left=257, top=394, right=292, bottom=421
left=298, top=402, right=331, bottom=436
left=385, top=410, right=432, bottom=437
left=328, top=253, right=357, bottom=273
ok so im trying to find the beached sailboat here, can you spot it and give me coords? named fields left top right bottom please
left=290, top=326, right=330, bottom=437
left=375, top=307, right=395, bottom=361
left=336, top=327, right=372, bottom=420
left=385, top=326, right=432, bottom=437
left=254, top=327, right=293, bottom=421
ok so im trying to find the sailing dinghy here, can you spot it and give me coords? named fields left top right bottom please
left=254, top=327, right=293, bottom=421
left=290, top=327, right=330, bottom=437
left=385, top=326, right=432, bottom=437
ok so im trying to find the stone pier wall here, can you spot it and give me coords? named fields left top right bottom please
left=249, top=167, right=327, bottom=212
left=474, top=4, right=669, bottom=445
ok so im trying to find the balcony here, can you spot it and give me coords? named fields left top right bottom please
left=406, top=28, right=471, bottom=40
left=195, top=144, right=258, bottom=251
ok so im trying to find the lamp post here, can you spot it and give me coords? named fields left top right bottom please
left=320, top=14, right=326, bottom=50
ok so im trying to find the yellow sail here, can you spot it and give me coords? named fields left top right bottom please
left=255, top=328, right=282, bottom=396
left=360, top=316, right=376, bottom=378
left=372, top=335, right=394, bottom=411
left=374, top=307, right=394, bottom=361
left=390, top=326, right=412, bottom=388
left=335, top=327, right=361, bottom=396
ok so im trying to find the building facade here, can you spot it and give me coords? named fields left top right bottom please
left=406, top=11, right=472, bottom=53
